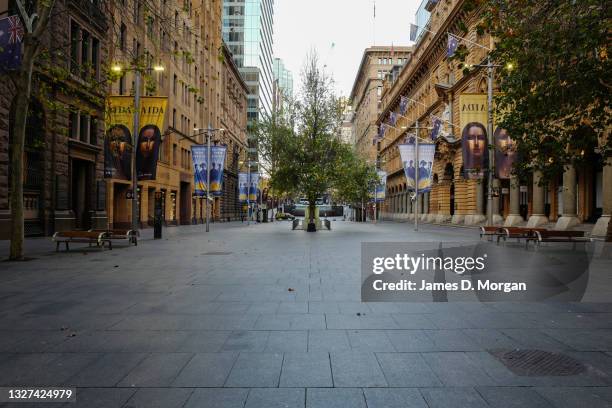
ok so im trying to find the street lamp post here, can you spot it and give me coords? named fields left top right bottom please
left=131, top=70, right=141, bottom=234
left=111, top=63, right=164, bottom=235
left=486, top=56, right=495, bottom=227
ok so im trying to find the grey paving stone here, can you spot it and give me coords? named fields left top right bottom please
left=541, top=329, right=612, bottom=351
left=122, top=388, right=193, bottom=408
left=502, top=328, right=575, bottom=351
left=347, top=330, right=396, bottom=351
left=534, top=386, right=612, bottom=408
left=183, top=388, right=250, bottom=408
left=277, top=302, right=308, bottom=314
left=177, top=331, right=232, bottom=352
left=330, top=351, right=387, bottom=387
left=308, top=330, right=350, bottom=352
left=222, top=330, right=270, bottom=352
left=266, top=331, right=308, bottom=352
left=65, top=352, right=148, bottom=387
left=70, top=387, right=136, bottom=408
left=419, top=387, right=489, bottom=408
left=172, top=352, right=238, bottom=387
left=306, top=388, right=365, bottom=408
left=392, top=314, right=439, bottom=329
left=326, top=314, right=399, bottom=330
left=461, top=328, right=521, bottom=350
left=363, top=388, right=428, bottom=408
left=476, top=386, right=555, bottom=408
left=421, top=352, right=496, bottom=386
left=376, top=352, right=443, bottom=387
left=0, top=352, right=101, bottom=386
left=117, top=352, right=193, bottom=387
left=224, top=352, right=283, bottom=387
left=244, top=388, right=305, bottom=408
left=308, top=301, right=340, bottom=314
left=423, top=329, right=481, bottom=351
left=386, top=330, right=435, bottom=352
left=280, top=352, right=332, bottom=387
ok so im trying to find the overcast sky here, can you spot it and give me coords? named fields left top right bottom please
left=273, top=0, right=421, bottom=98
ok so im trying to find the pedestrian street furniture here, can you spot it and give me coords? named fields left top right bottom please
left=498, top=227, right=548, bottom=245
left=526, top=230, right=591, bottom=249
left=90, top=229, right=139, bottom=246
left=292, top=219, right=300, bottom=230
left=324, top=219, right=331, bottom=230
left=52, top=231, right=112, bottom=252
left=480, top=226, right=504, bottom=241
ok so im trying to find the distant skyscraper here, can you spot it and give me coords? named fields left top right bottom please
left=223, top=0, right=275, bottom=124
left=272, top=58, right=293, bottom=111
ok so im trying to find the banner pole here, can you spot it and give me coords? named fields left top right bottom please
left=206, top=125, right=211, bottom=232
left=414, top=120, right=419, bottom=232
left=131, top=70, right=141, bottom=234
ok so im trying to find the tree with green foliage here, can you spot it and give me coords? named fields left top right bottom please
left=255, top=52, right=377, bottom=230
left=455, top=0, right=610, bottom=238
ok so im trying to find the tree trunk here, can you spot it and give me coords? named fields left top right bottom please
left=9, top=40, right=36, bottom=260
left=307, top=200, right=316, bottom=232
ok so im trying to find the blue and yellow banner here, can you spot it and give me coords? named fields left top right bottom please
left=398, top=142, right=435, bottom=192
left=238, top=173, right=249, bottom=203
left=191, top=145, right=227, bottom=197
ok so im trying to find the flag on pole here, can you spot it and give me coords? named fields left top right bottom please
left=399, top=96, right=409, bottom=115
left=430, top=116, right=442, bottom=140
left=388, top=112, right=397, bottom=127
left=0, top=15, right=24, bottom=70
left=447, top=33, right=459, bottom=58
left=390, top=42, right=395, bottom=58
left=409, top=24, right=419, bottom=42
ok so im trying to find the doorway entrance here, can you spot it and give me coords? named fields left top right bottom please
left=71, top=159, right=93, bottom=230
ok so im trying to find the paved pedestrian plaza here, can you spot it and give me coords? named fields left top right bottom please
left=1, top=221, right=612, bottom=407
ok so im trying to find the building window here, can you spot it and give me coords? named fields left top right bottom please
left=119, top=23, right=126, bottom=50
left=90, top=117, right=98, bottom=146
left=173, top=143, right=177, bottom=165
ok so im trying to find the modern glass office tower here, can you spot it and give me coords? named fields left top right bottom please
left=273, top=58, right=293, bottom=98
left=223, top=0, right=275, bottom=124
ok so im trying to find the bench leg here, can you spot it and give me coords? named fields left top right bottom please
left=65, top=242, right=69, bottom=252
left=56, top=241, right=60, bottom=252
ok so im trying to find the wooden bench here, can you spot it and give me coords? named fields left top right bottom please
left=527, top=230, right=591, bottom=248
left=479, top=226, right=503, bottom=241
left=90, top=229, right=138, bottom=246
left=52, top=231, right=111, bottom=252
left=499, top=227, right=547, bottom=244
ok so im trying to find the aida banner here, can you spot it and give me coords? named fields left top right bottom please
left=238, top=173, right=249, bottom=203
left=248, top=173, right=260, bottom=202
left=104, top=96, right=167, bottom=180
left=399, top=143, right=436, bottom=192
left=494, top=127, right=517, bottom=179
left=191, top=145, right=227, bottom=197
left=459, top=94, right=488, bottom=179
left=375, top=170, right=387, bottom=202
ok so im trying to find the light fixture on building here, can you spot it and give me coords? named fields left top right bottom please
left=111, top=64, right=122, bottom=72
left=153, top=64, right=165, bottom=72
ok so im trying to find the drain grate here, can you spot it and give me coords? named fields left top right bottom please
left=200, top=251, right=233, bottom=256
left=489, top=349, right=586, bottom=376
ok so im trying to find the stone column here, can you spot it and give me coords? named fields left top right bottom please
left=593, top=156, right=611, bottom=236
left=504, top=175, right=523, bottom=226
left=555, top=164, right=580, bottom=230
left=466, top=181, right=486, bottom=225
left=527, top=170, right=548, bottom=227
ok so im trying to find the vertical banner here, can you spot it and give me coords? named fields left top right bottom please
left=459, top=94, right=488, bottom=179
left=399, top=143, right=416, bottom=190
left=105, top=96, right=167, bottom=181
left=104, top=124, right=132, bottom=180
left=192, top=146, right=207, bottom=196
left=209, top=146, right=227, bottom=197
left=249, top=173, right=260, bottom=202
left=238, top=173, right=249, bottom=203
left=190, top=146, right=227, bottom=197
left=494, top=127, right=516, bottom=179
left=375, top=170, right=387, bottom=202
left=417, top=143, right=435, bottom=191
left=399, top=143, right=436, bottom=192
